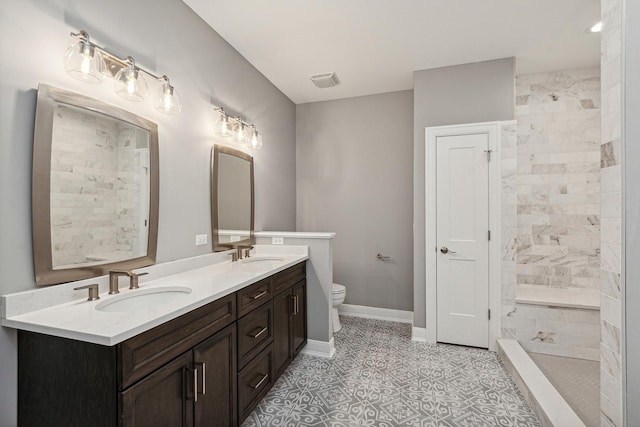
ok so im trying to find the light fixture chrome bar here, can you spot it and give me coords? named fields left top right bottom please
left=213, top=107, right=253, bottom=129
left=66, top=31, right=182, bottom=114
left=70, top=31, right=165, bottom=83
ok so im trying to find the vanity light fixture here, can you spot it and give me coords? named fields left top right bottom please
left=63, top=32, right=106, bottom=84
left=589, top=21, right=602, bottom=33
left=64, top=30, right=182, bottom=114
left=114, top=57, right=148, bottom=102
left=214, top=108, right=233, bottom=137
left=248, top=126, right=263, bottom=150
left=214, top=107, right=263, bottom=149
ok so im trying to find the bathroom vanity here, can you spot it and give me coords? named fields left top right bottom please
left=6, top=253, right=307, bottom=427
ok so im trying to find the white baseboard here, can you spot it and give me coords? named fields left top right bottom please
left=411, top=326, right=429, bottom=342
left=300, top=338, right=335, bottom=358
left=338, top=304, right=413, bottom=323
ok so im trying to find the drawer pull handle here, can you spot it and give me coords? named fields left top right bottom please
left=291, top=295, right=299, bottom=315
left=195, top=362, right=206, bottom=396
left=250, top=326, right=268, bottom=339
left=251, top=290, right=268, bottom=300
left=250, top=373, right=269, bottom=389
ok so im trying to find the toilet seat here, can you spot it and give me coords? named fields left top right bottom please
left=332, top=283, right=346, bottom=294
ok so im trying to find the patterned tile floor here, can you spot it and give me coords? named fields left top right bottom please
left=243, top=316, right=540, bottom=427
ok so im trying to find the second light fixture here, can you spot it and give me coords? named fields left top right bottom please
left=215, top=107, right=262, bottom=149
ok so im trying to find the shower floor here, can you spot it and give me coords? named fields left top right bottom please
left=528, top=352, right=600, bottom=427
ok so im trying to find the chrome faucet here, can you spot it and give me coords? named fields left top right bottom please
left=237, top=245, right=254, bottom=259
left=108, top=270, right=148, bottom=294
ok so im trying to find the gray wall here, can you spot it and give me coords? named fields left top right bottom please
left=0, top=1, right=296, bottom=424
left=296, top=91, right=414, bottom=311
left=625, top=0, right=639, bottom=422
left=413, top=58, right=515, bottom=327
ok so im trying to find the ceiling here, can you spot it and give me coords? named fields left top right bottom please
left=183, top=0, right=600, bottom=104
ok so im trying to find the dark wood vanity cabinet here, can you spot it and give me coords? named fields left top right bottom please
left=18, top=261, right=306, bottom=427
left=272, top=263, right=307, bottom=378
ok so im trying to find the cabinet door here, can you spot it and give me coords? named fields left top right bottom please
left=273, top=289, right=292, bottom=378
left=291, top=281, right=307, bottom=357
left=121, top=351, right=194, bottom=427
left=193, top=323, right=237, bottom=427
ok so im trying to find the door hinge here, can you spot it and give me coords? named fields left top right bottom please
left=488, top=230, right=491, bottom=241
left=484, top=149, right=493, bottom=162
left=488, top=309, right=491, bottom=320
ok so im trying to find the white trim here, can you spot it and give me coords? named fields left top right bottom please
left=425, top=121, right=502, bottom=351
left=497, top=339, right=585, bottom=427
left=338, top=304, right=413, bottom=323
left=411, top=326, right=428, bottom=342
left=255, top=231, right=336, bottom=239
left=300, top=338, right=335, bottom=358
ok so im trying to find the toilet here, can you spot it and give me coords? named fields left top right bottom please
left=332, top=283, right=346, bottom=332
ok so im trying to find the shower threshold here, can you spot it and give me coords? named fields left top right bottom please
left=497, top=339, right=585, bottom=427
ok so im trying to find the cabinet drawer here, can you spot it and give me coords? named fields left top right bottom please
left=238, top=346, right=273, bottom=423
left=118, top=294, right=236, bottom=389
left=273, top=262, right=306, bottom=295
left=237, top=302, right=273, bottom=368
left=237, top=277, right=272, bottom=317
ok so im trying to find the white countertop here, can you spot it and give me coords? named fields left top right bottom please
left=1, top=246, right=308, bottom=346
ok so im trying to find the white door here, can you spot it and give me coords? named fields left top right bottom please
left=436, top=133, right=489, bottom=348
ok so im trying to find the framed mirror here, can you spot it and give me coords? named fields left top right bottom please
left=32, top=84, right=159, bottom=286
left=211, top=145, right=254, bottom=251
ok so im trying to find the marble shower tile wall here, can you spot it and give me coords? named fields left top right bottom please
left=50, top=105, right=119, bottom=267
left=500, top=122, right=518, bottom=340
left=114, top=125, right=141, bottom=256
left=599, top=0, right=623, bottom=425
left=500, top=70, right=603, bottom=361
left=516, top=68, right=601, bottom=292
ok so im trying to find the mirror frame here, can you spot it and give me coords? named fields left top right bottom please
left=211, top=144, right=255, bottom=252
left=32, top=84, right=159, bottom=286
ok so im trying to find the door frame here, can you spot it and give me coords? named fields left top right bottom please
left=425, top=121, right=501, bottom=351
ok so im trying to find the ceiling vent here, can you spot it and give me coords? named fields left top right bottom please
left=310, top=72, right=340, bottom=88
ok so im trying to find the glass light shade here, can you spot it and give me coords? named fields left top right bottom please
left=215, top=112, right=233, bottom=137
left=114, top=65, right=148, bottom=102
left=154, top=83, right=182, bottom=114
left=63, top=41, right=106, bottom=84
left=234, top=121, right=249, bottom=144
left=249, top=129, right=263, bottom=149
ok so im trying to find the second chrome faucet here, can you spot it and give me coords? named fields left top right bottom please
left=108, top=270, right=149, bottom=294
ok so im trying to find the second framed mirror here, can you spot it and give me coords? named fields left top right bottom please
left=211, top=145, right=254, bottom=251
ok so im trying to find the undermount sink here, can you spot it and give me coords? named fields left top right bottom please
left=240, top=256, right=285, bottom=264
left=95, top=286, right=192, bottom=313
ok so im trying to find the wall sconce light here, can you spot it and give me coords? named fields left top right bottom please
left=214, top=107, right=263, bottom=149
left=64, top=30, right=182, bottom=114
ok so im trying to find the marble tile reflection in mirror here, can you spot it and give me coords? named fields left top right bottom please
left=50, top=104, right=150, bottom=268
left=33, top=84, right=159, bottom=285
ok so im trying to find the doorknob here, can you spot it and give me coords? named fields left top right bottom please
left=440, top=246, right=457, bottom=254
